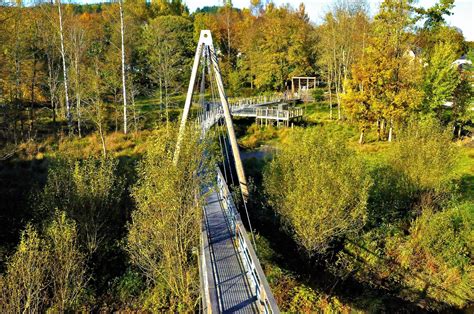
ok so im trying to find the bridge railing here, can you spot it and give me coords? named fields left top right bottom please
left=216, top=168, right=280, bottom=314
left=200, top=206, right=220, bottom=313
left=228, top=94, right=282, bottom=108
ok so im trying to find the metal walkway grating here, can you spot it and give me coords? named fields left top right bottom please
left=203, top=188, right=259, bottom=313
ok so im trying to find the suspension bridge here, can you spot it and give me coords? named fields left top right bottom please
left=174, top=30, right=284, bottom=313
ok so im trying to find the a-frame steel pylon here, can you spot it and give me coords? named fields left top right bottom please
left=174, top=30, right=248, bottom=198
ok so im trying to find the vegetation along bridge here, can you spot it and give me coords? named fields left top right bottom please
left=174, top=30, right=280, bottom=313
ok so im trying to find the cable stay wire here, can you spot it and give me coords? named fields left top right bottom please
left=207, top=49, right=230, bottom=184
left=206, top=46, right=257, bottom=252
left=207, top=47, right=235, bottom=187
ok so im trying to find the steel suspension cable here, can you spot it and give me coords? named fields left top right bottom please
left=206, top=51, right=230, bottom=183
left=207, top=50, right=235, bottom=186
left=206, top=48, right=236, bottom=187
left=208, top=48, right=257, bottom=252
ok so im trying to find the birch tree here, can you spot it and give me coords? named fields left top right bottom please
left=318, top=1, right=370, bottom=120
left=119, top=0, right=127, bottom=134
left=69, top=16, right=88, bottom=137
left=56, top=0, right=72, bottom=131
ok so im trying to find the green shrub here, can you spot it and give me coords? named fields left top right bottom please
left=0, top=212, right=87, bottom=312
left=0, top=225, right=48, bottom=313
left=46, top=211, right=87, bottom=312
left=312, top=87, right=325, bottom=102
left=390, top=117, right=457, bottom=199
left=126, top=127, right=211, bottom=311
left=336, top=203, right=473, bottom=310
left=38, top=157, right=124, bottom=254
left=264, top=127, right=372, bottom=254
left=389, top=204, right=473, bottom=308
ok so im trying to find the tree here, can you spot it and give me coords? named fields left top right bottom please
left=46, top=211, right=87, bottom=312
left=0, top=225, right=49, bottom=313
left=68, top=11, right=91, bottom=137
left=264, top=128, right=372, bottom=254
left=119, top=0, right=128, bottom=134
left=56, top=0, right=72, bottom=131
left=126, top=127, right=211, bottom=311
left=243, top=3, right=317, bottom=91
left=140, top=15, right=193, bottom=123
left=422, top=42, right=460, bottom=117
left=452, top=72, right=473, bottom=138
left=318, top=0, right=370, bottom=119
left=415, top=0, right=454, bottom=30
left=343, top=0, right=423, bottom=142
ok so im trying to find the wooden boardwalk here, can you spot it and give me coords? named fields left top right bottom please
left=197, top=96, right=303, bottom=129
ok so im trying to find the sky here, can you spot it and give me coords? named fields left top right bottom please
left=186, top=0, right=474, bottom=41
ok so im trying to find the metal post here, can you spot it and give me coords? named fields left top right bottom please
left=174, top=33, right=205, bottom=164
left=206, top=32, right=249, bottom=199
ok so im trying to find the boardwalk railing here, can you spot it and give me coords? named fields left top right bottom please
left=195, top=100, right=303, bottom=131
left=216, top=168, right=280, bottom=314
left=255, top=107, right=303, bottom=120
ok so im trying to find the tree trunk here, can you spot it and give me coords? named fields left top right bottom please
left=132, top=90, right=138, bottom=133
left=57, top=0, right=71, bottom=131
left=29, top=55, right=37, bottom=139
left=381, top=119, right=385, bottom=139
left=388, top=118, right=393, bottom=142
left=458, top=125, right=462, bottom=138
left=73, top=47, right=82, bottom=137
left=376, top=119, right=381, bottom=141
left=328, top=70, right=333, bottom=120
left=76, top=94, right=81, bottom=137
left=359, top=129, right=364, bottom=145
left=119, top=0, right=127, bottom=134
left=159, top=76, right=163, bottom=106
left=98, top=123, right=107, bottom=157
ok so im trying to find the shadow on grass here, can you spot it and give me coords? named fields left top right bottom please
left=240, top=157, right=464, bottom=313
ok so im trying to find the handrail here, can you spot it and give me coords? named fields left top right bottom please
left=216, top=167, right=280, bottom=314
left=200, top=209, right=220, bottom=313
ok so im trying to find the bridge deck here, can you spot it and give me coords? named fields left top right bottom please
left=203, top=187, right=259, bottom=313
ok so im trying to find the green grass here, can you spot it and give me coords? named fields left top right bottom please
left=455, top=143, right=474, bottom=202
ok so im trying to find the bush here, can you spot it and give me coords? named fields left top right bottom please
left=0, top=212, right=87, bottom=312
left=389, top=204, right=473, bottom=309
left=390, top=117, right=457, bottom=200
left=312, top=87, right=325, bottom=102
left=0, top=225, right=48, bottom=313
left=46, top=211, right=88, bottom=311
left=336, top=203, right=473, bottom=310
left=38, top=157, right=124, bottom=254
left=264, top=127, right=372, bottom=254
left=126, top=127, right=211, bottom=311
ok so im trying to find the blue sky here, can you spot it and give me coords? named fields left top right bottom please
left=186, top=0, right=474, bottom=40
